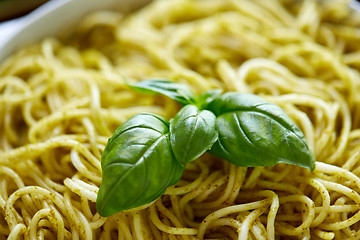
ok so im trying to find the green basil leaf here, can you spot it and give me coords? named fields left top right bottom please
left=170, top=105, right=218, bottom=166
left=195, top=89, right=223, bottom=109
left=96, top=113, right=185, bottom=217
left=207, top=92, right=315, bottom=171
left=129, top=79, right=196, bottom=106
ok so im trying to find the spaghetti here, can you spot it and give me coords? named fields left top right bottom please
left=1, top=0, right=360, bottom=239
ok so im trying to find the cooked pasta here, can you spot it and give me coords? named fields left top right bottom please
left=1, top=0, right=360, bottom=239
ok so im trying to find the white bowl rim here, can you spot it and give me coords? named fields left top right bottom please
left=0, top=0, right=149, bottom=62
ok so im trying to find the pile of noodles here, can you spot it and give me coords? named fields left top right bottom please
left=1, top=0, right=360, bottom=239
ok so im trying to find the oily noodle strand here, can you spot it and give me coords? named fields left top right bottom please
left=1, top=0, right=360, bottom=239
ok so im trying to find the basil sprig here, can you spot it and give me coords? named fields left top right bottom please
left=96, top=79, right=315, bottom=217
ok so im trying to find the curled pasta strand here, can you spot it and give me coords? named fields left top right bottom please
left=305, top=178, right=330, bottom=227
left=276, top=195, right=315, bottom=236
left=64, top=178, right=98, bottom=203
left=6, top=223, right=26, bottom=240
left=4, top=186, right=66, bottom=230
left=155, top=199, right=192, bottom=239
left=238, top=208, right=267, bottom=240
left=197, top=199, right=271, bottom=239
left=29, top=208, right=66, bottom=240
left=315, top=162, right=360, bottom=191
left=149, top=204, right=198, bottom=235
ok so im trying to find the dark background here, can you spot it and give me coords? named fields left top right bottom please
left=0, top=0, right=49, bottom=22
left=0, top=0, right=360, bottom=22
